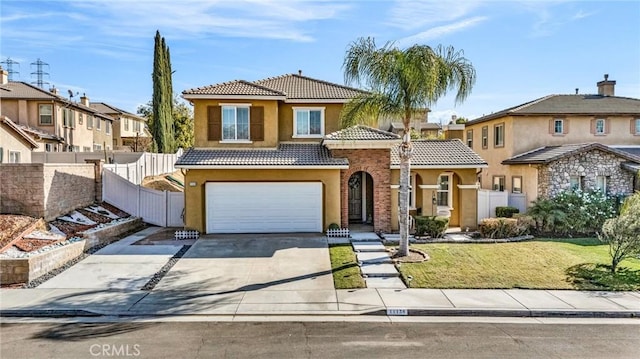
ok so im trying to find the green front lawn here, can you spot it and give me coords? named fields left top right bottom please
left=395, top=238, right=640, bottom=290
left=329, top=244, right=366, bottom=289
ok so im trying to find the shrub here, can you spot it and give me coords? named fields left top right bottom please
left=598, top=192, right=640, bottom=273
left=495, top=206, right=519, bottom=218
left=415, top=216, right=449, bottom=238
left=479, top=216, right=531, bottom=239
left=327, top=223, right=340, bottom=230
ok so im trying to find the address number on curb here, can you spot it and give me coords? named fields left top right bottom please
left=387, top=308, right=408, bottom=316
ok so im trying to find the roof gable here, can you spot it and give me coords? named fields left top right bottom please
left=324, top=125, right=400, bottom=141
left=183, top=79, right=286, bottom=97
left=255, top=74, right=366, bottom=100
left=503, top=143, right=640, bottom=165
left=0, top=116, right=39, bottom=148
left=392, top=139, right=487, bottom=168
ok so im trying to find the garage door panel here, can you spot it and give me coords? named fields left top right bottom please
left=206, top=182, right=322, bottom=233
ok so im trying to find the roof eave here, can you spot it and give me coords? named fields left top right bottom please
left=323, top=139, right=400, bottom=149
left=285, top=98, right=351, bottom=104
left=391, top=164, right=488, bottom=169
left=175, top=164, right=348, bottom=170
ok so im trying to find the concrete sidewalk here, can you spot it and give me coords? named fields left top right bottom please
left=2, top=287, right=639, bottom=318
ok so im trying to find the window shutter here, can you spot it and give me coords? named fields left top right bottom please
left=605, top=119, right=610, bottom=134
left=208, top=106, right=221, bottom=141
left=548, top=119, right=554, bottom=134
left=632, top=119, right=636, bottom=134
left=563, top=118, right=569, bottom=134
left=590, top=119, right=595, bottom=134
left=250, top=106, right=264, bottom=141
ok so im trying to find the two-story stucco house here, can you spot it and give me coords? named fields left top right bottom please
left=0, top=116, right=38, bottom=163
left=91, top=102, right=151, bottom=151
left=0, top=69, right=114, bottom=153
left=464, top=75, right=640, bottom=204
left=177, top=73, right=487, bottom=234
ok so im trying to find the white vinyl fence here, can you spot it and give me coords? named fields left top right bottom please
left=478, top=190, right=529, bottom=222
left=104, top=150, right=183, bottom=185
left=103, top=169, right=184, bottom=227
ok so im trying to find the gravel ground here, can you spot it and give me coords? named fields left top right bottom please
left=141, top=245, right=191, bottom=291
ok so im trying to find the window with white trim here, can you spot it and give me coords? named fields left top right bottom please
left=83, top=146, right=91, bottom=152
left=9, top=151, right=21, bottom=163
left=466, top=129, right=473, bottom=148
left=293, top=107, right=324, bottom=137
left=570, top=175, right=583, bottom=191
left=512, top=176, right=522, bottom=194
left=87, top=115, right=93, bottom=129
left=554, top=119, right=563, bottom=134
left=134, top=119, right=141, bottom=132
left=635, top=119, right=640, bottom=135
left=96, top=118, right=101, bottom=131
left=494, top=123, right=504, bottom=147
left=596, top=175, right=607, bottom=194
left=93, top=143, right=102, bottom=151
left=437, top=173, right=452, bottom=208
left=595, top=118, right=605, bottom=134
left=493, top=175, right=505, bottom=191
left=106, top=121, right=111, bottom=134
left=124, top=118, right=130, bottom=131
left=39, top=104, right=53, bottom=125
left=481, top=126, right=488, bottom=149
left=222, top=105, right=250, bottom=140
left=62, top=108, right=75, bottom=128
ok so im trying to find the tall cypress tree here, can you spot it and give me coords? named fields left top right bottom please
left=152, top=30, right=175, bottom=153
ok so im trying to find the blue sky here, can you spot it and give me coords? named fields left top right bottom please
left=1, top=0, right=639, bottom=124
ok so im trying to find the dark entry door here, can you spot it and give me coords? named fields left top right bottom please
left=348, top=173, right=362, bottom=221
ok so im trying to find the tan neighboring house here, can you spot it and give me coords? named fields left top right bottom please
left=0, top=70, right=113, bottom=153
left=0, top=116, right=38, bottom=163
left=464, top=74, right=640, bottom=204
left=176, top=73, right=487, bottom=234
left=91, top=102, right=150, bottom=151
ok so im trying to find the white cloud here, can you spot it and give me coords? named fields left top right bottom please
left=388, top=0, right=484, bottom=30
left=396, top=16, right=488, bottom=45
left=572, top=9, right=595, bottom=20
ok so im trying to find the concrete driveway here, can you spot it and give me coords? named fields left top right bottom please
left=153, top=233, right=334, bottom=292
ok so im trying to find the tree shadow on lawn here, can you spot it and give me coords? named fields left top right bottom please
left=566, top=263, right=640, bottom=291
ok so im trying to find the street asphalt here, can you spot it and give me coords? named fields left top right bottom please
left=1, top=227, right=639, bottom=319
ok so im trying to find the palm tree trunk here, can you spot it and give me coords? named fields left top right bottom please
left=398, top=138, right=411, bottom=257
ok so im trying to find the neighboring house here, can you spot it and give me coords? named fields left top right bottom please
left=177, top=73, right=487, bottom=234
left=386, top=109, right=442, bottom=138
left=0, top=116, right=38, bottom=163
left=464, top=74, right=640, bottom=204
left=0, top=68, right=113, bottom=153
left=91, top=102, right=150, bottom=151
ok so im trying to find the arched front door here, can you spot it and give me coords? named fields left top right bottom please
left=348, top=171, right=374, bottom=224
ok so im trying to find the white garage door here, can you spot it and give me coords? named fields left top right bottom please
left=205, top=182, right=323, bottom=233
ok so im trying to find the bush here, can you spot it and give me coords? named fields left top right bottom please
left=327, top=223, right=340, bottom=230
left=495, top=206, right=519, bottom=218
left=598, top=192, right=640, bottom=273
left=479, top=216, right=531, bottom=239
left=415, top=216, right=449, bottom=238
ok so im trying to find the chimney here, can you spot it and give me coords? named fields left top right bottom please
left=80, top=93, right=90, bottom=106
left=50, top=86, right=59, bottom=95
left=597, top=74, right=615, bottom=96
left=0, top=66, right=7, bottom=85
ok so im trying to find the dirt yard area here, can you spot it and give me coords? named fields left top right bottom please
left=141, top=170, right=184, bottom=192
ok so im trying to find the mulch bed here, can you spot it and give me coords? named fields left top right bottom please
left=48, top=219, right=94, bottom=238
left=0, top=215, right=44, bottom=252
left=100, top=202, right=131, bottom=218
left=77, top=208, right=115, bottom=225
left=388, top=247, right=429, bottom=263
left=13, top=238, right=60, bottom=252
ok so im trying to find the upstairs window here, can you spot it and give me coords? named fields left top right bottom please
left=481, top=126, right=488, bottom=149
left=9, top=151, right=21, bottom=163
left=96, top=118, right=102, bottom=131
left=222, top=106, right=250, bottom=141
left=87, top=115, right=93, bottom=129
left=466, top=129, right=473, bottom=148
left=595, top=118, right=605, bottom=135
left=106, top=121, right=111, bottom=135
left=293, top=108, right=324, bottom=137
left=39, top=104, right=53, bottom=125
left=62, top=108, right=75, bottom=128
left=635, top=119, right=640, bottom=135
left=494, top=123, right=504, bottom=147
left=554, top=119, right=563, bottom=134
left=124, top=118, right=130, bottom=131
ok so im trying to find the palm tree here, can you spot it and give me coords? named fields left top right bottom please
left=341, top=37, right=476, bottom=256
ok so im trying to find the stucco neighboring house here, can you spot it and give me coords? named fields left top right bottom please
left=0, top=116, right=38, bottom=163
left=0, top=68, right=113, bottom=152
left=177, top=73, right=487, bottom=234
left=463, top=74, right=640, bottom=204
left=91, top=102, right=150, bottom=151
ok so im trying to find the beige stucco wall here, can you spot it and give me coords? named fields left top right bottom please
left=183, top=168, right=342, bottom=233
left=92, top=117, right=114, bottom=150
left=192, top=99, right=279, bottom=148
left=278, top=103, right=344, bottom=142
left=390, top=168, right=479, bottom=231
left=0, top=125, right=34, bottom=163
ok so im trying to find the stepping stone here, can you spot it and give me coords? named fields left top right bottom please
left=352, top=242, right=386, bottom=252
left=356, top=252, right=392, bottom=264
left=366, top=277, right=406, bottom=289
left=360, top=263, right=399, bottom=277
left=350, top=232, right=381, bottom=241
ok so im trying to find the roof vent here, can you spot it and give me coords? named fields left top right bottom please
left=298, top=69, right=302, bottom=76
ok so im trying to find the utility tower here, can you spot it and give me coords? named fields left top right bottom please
left=1, top=57, right=20, bottom=81
left=30, top=58, right=50, bottom=88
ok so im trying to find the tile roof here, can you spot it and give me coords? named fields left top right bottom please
left=390, top=122, right=441, bottom=131
left=613, top=146, right=640, bottom=159
left=468, top=94, right=640, bottom=124
left=255, top=74, right=366, bottom=100
left=391, top=139, right=487, bottom=167
left=175, top=143, right=348, bottom=167
left=0, top=116, right=39, bottom=148
left=324, top=125, right=400, bottom=141
left=183, top=80, right=286, bottom=97
left=502, top=143, right=640, bottom=165
left=0, top=81, right=60, bottom=100
left=15, top=123, right=65, bottom=142
left=91, top=102, right=146, bottom=121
